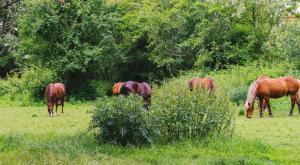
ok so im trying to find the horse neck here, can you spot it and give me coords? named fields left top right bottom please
left=246, top=81, right=258, bottom=105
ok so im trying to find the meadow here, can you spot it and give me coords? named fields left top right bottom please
left=2, top=1, right=300, bottom=164
left=1, top=62, right=300, bottom=164
left=0, top=103, right=300, bottom=164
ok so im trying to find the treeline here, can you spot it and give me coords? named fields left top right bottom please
left=1, top=0, right=300, bottom=100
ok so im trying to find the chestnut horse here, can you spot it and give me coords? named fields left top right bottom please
left=188, top=77, right=216, bottom=93
left=120, top=81, right=152, bottom=109
left=245, top=76, right=300, bottom=118
left=112, top=82, right=125, bottom=95
left=45, top=83, right=66, bottom=117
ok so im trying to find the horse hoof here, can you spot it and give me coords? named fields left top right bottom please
left=289, top=114, right=293, bottom=116
left=269, top=115, right=273, bottom=118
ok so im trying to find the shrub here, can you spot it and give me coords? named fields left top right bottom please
left=90, top=95, right=153, bottom=146
left=229, top=86, right=248, bottom=106
left=0, top=67, right=56, bottom=105
left=238, top=107, right=245, bottom=116
left=150, top=79, right=233, bottom=142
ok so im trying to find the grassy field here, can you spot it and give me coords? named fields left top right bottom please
left=0, top=102, right=300, bottom=164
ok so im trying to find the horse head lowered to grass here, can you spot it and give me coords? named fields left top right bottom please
left=45, top=83, right=66, bottom=117
left=245, top=76, right=300, bottom=118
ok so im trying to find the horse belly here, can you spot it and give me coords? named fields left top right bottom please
left=269, top=93, right=286, bottom=98
left=268, top=89, right=287, bottom=98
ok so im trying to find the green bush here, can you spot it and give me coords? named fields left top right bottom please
left=229, top=86, right=248, bottom=106
left=90, top=95, right=153, bottom=146
left=151, top=79, right=233, bottom=142
left=0, top=67, right=56, bottom=105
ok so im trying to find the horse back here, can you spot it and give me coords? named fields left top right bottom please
left=188, top=77, right=215, bottom=91
left=258, top=77, right=299, bottom=97
left=125, top=81, right=139, bottom=93
left=53, top=83, right=66, bottom=97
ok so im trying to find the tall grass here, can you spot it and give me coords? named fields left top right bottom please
left=151, top=78, right=233, bottom=142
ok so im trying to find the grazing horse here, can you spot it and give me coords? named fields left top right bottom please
left=188, top=77, right=216, bottom=93
left=120, top=81, right=152, bottom=109
left=112, top=82, right=125, bottom=95
left=245, top=76, right=300, bottom=118
left=45, top=83, right=66, bottom=117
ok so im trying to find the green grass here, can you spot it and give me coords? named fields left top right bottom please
left=0, top=103, right=300, bottom=164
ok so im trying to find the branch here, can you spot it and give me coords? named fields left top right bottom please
left=1, top=0, right=21, bottom=9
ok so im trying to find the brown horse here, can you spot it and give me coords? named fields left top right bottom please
left=188, top=77, right=216, bottom=93
left=112, top=82, right=125, bottom=95
left=245, top=76, right=300, bottom=118
left=45, top=83, right=66, bottom=117
left=120, top=81, right=152, bottom=109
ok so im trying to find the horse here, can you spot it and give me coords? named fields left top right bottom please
left=45, top=83, right=66, bottom=117
left=120, top=81, right=152, bottom=109
left=112, top=82, right=125, bottom=95
left=188, top=77, right=216, bottom=94
left=245, top=76, right=300, bottom=118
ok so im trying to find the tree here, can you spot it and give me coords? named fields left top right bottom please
left=17, top=0, right=123, bottom=98
left=0, top=0, right=20, bottom=77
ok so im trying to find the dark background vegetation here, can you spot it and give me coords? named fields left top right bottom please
left=1, top=0, right=300, bottom=101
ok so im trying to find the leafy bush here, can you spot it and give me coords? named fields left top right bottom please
left=90, top=95, right=153, bottom=146
left=151, top=79, right=233, bottom=142
left=0, top=67, right=56, bottom=105
left=229, top=86, right=248, bottom=106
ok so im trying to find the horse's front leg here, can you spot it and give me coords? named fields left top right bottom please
left=264, top=98, right=273, bottom=117
left=258, top=97, right=264, bottom=118
left=289, top=95, right=297, bottom=116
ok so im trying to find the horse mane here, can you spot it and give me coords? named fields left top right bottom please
left=246, top=81, right=257, bottom=106
left=246, top=78, right=266, bottom=106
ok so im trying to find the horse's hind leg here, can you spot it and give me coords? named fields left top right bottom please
left=264, top=98, right=273, bottom=117
left=289, top=95, right=297, bottom=116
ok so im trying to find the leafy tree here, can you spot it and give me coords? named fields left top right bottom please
left=0, top=0, right=20, bottom=77
left=17, top=0, right=123, bottom=98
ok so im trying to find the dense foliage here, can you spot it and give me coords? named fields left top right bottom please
left=0, top=67, right=56, bottom=105
left=90, top=95, right=153, bottom=146
left=0, top=0, right=20, bottom=77
left=1, top=0, right=300, bottom=100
